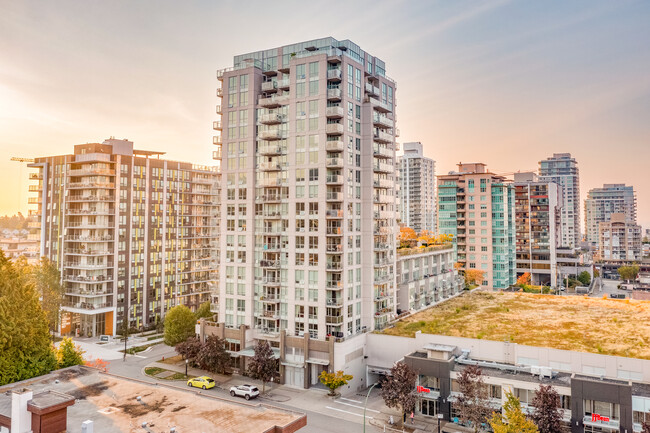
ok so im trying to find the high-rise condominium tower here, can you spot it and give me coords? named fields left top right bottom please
left=29, top=139, right=219, bottom=337
left=214, top=38, right=397, bottom=341
left=585, top=184, right=637, bottom=247
left=437, top=163, right=515, bottom=289
left=397, top=142, right=436, bottom=233
left=538, top=153, right=580, bottom=249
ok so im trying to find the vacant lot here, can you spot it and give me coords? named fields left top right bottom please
left=382, top=291, right=650, bottom=359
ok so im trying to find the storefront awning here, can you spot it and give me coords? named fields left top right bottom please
left=367, top=365, right=392, bottom=375
left=237, top=347, right=281, bottom=359
left=306, top=358, right=329, bottom=366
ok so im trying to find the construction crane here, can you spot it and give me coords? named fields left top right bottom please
left=10, top=157, right=35, bottom=163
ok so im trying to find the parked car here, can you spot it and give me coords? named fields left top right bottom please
left=187, top=376, right=216, bottom=390
left=229, top=384, right=259, bottom=400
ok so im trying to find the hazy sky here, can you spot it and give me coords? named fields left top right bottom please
left=1, top=0, right=649, bottom=229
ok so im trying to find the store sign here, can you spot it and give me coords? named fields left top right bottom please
left=591, top=413, right=610, bottom=423
left=416, top=386, right=430, bottom=394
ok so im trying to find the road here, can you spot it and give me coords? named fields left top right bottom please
left=590, top=277, right=630, bottom=298
left=106, top=345, right=387, bottom=433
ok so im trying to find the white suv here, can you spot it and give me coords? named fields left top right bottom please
left=229, top=384, right=260, bottom=400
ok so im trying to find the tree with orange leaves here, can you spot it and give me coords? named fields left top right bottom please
left=465, top=269, right=485, bottom=286
left=516, top=272, right=531, bottom=287
left=398, top=227, right=417, bottom=248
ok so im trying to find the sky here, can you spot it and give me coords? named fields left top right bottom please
left=1, top=0, right=649, bottom=229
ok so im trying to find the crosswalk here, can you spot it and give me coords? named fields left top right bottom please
left=325, top=397, right=380, bottom=419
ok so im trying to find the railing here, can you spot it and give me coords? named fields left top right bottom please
left=325, top=140, right=345, bottom=152
left=325, top=106, right=344, bottom=117
left=326, top=158, right=343, bottom=168
left=327, top=69, right=342, bottom=80
left=326, top=175, right=343, bottom=184
left=62, top=302, right=112, bottom=311
left=326, top=123, right=344, bottom=135
left=327, top=88, right=342, bottom=100
left=396, top=244, right=454, bottom=256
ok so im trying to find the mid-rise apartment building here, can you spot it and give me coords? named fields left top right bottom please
left=28, top=139, right=219, bottom=337
left=397, top=142, right=436, bottom=233
left=514, top=172, right=561, bottom=287
left=538, top=153, right=580, bottom=249
left=437, top=163, right=515, bottom=289
left=395, top=244, right=461, bottom=312
left=585, top=184, right=637, bottom=247
left=214, top=37, right=398, bottom=345
left=598, top=213, right=642, bottom=262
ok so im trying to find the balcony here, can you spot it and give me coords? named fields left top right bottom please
left=373, top=146, right=392, bottom=159
left=216, top=88, right=223, bottom=97
left=373, top=112, right=394, bottom=128
left=327, top=88, right=342, bottom=101
left=326, top=158, right=343, bottom=169
left=213, top=136, right=222, bottom=145
left=68, top=168, right=115, bottom=177
left=326, top=244, right=343, bottom=254
left=325, top=106, right=344, bottom=118
left=260, top=260, right=281, bottom=269
left=326, top=261, right=342, bottom=270
left=277, top=78, right=290, bottom=89
left=258, top=145, right=284, bottom=156
left=259, top=294, right=281, bottom=303
left=259, top=113, right=283, bottom=125
left=326, top=226, right=342, bottom=236
left=326, top=192, right=342, bottom=201
left=327, top=69, right=342, bottom=81
left=67, top=195, right=115, bottom=202
left=216, top=105, right=222, bottom=115
left=325, top=140, right=345, bottom=152
left=373, top=162, right=393, bottom=174
left=259, top=94, right=289, bottom=108
left=367, top=97, right=391, bottom=113
left=326, top=280, right=343, bottom=290
left=326, top=123, right=344, bottom=135
left=61, top=302, right=113, bottom=314
left=210, top=302, right=219, bottom=313
left=374, top=210, right=393, bottom=219
left=326, top=315, right=344, bottom=324
left=261, top=81, right=278, bottom=92
left=326, top=298, right=343, bottom=306
left=326, top=175, right=343, bottom=185
left=374, top=194, right=392, bottom=204
left=212, top=121, right=222, bottom=131
left=373, top=179, right=393, bottom=189
left=374, top=243, right=391, bottom=250
left=258, top=178, right=284, bottom=188
left=259, top=129, right=284, bottom=141
left=29, top=172, right=43, bottom=180
left=258, top=162, right=282, bottom=171
left=257, top=194, right=285, bottom=203
left=374, top=130, right=393, bottom=143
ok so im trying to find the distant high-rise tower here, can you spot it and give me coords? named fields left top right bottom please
left=585, top=184, right=637, bottom=247
left=397, top=142, right=436, bottom=233
left=28, top=139, right=220, bottom=337
left=214, top=38, right=398, bottom=348
left=538, top=153, right=580, bottom=249
left=437, top=163, right=516, bottom=289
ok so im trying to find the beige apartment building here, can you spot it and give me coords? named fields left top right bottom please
left=213, top=37, right=398, bottom=362
left=397, top=142, right=436, bottom=233
left=437, top=163, right=515, bottom=289
left=598, top=213, right=642, bottom=262
left=28, top=138, right=219, bottom=337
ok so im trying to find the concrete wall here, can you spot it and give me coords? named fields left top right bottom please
left=335, top=331, right=650, bottom=387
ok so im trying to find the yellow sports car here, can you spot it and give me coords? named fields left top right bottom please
left=187, top=376, right=216, bottom=390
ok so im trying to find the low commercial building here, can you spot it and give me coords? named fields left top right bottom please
left=334, top=327, right=650, bottom=433
left=395, top=244, right=462, bottom=312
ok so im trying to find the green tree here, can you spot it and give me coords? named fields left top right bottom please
left=29, top=257, right=64, bottom=338
left=194, top=301, right=214, bottom=320
left=577, top=271, right=591, bottom=286
left=489, top=391, right=538, bottom=433
left=197, top=335, right=230, bottom=374
left=247, top=340, right=279, bottom=394
left=319, top=370, right=353, bottom=396
left=163, top=305, right=196, bottom=346
left=56, top=337, right=85, bottom=368
left=0, top=251, right=56, bottom=385
left=618, top=265, right=640, bottom=282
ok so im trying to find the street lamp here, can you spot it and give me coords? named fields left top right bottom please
left=185, top=359, right=189, bottom=378
left=363, top=382, right=378, bottom=433
left=437, top=413, right=443, bottom=433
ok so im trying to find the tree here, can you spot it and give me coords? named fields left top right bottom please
left=530, top=384, right=564, bottom=433
left=453, top=365, right=491, bottom=433
left=489, top=391, right=538, bottom=433
left=380, top=362, right=417, bottom=426
left=618, top=265, right=639, bottom=282
left=577, top=271, right=591, bottom=286
left=319, top=370, right=353, bottom=396
left=175, top=336, right=203, bottom=366
left=642, top=421, right=650, bottom=433
left=399, top=227, right=417, bottom=248
left=194, top=301, right=214, bottom=320
left=465, top=269, right=485, bottom=287
left=163, top=305, right=196, bottom=346
left=0, top=251, right=57, bottom=385
left=196, top=335, right=230, bottom=374
left=56, top=337, right=85, bottom=368
left=28, top=257, right=64, bottom=338
left=516, top=272, right=531, bottom=287
left=247, top=340, right=279, bottom=394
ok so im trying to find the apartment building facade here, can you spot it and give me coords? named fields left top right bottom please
left=598, top=213, right=642, bottom=262
left=585, top=184, right=637, bottom=248
left=514, top=172, right=561, bottom=287
left=538, top=153, right=581, bottom=249
left=28, top=139, right=219, bottom=337
left=395, top=244, right=462, bottom=312
left=397, top=142, right=436, bottom=233
left=214, top=37, right=398, bottom=345
left=437, top=163, right=515, bottom=289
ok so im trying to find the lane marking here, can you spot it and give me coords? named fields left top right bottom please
left=326, top=406, right=373, bottom=419
left=334, top=400, right=380, bottom=413
left=340, top=397, right=363, bottom=404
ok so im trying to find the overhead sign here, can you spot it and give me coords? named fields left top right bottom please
left=416, top=386, right=430, bottom=394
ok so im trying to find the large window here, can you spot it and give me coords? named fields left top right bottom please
left=418, top=375, right=440, bottom=391
left=584, top=400, right=620, bottom=421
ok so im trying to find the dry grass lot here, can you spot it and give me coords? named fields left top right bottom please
left=382, top=291, right=650, bottom=359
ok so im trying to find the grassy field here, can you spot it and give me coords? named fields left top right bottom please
left=382, top=291, right=650, bottom=359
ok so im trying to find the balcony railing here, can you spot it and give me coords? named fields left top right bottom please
left=325, top=106, right=344, bottom=118
left=327, top=69, right=342, bottom=81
